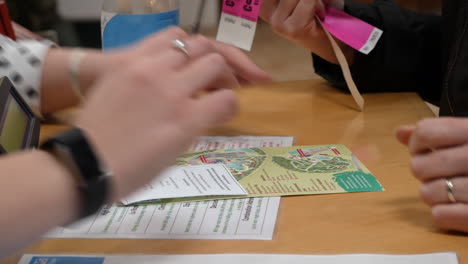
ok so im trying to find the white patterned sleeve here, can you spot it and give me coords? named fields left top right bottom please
left=0, top=35, right=53, bottom=117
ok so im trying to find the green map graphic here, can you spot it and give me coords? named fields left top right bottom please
left=175, top=148, right=267, bottom=181
left=272, top=156, right=352, bottom=173
left=130, top=145, right=384, bottom=205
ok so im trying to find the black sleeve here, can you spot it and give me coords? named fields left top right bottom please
left=314, top=0, right=442, bottom=105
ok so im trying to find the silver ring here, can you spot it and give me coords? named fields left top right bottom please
left=172, top=39, right=189, bottom=57
left=446, top=179, right=457, bottom=203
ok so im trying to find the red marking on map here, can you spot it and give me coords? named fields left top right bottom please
left=332, top=148, right=341, bottom=155
left=297, top=149, right=306, bottom=157
left=199, top=155, right=207, bottom=163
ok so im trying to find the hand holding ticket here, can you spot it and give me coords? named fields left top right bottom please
left=220, top=0, right=383, bottom=111
left=258, top=0, right=383, bottom=111
left=221, top=0, right=382, bottom=54
left=320, top=7, right=383, bottom=55
left=318, top=7, right=383, bottom=111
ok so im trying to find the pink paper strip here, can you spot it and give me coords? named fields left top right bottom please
left=222, top=0, right=242, bottom=17
left=222, top=0, right=262, bottom=22
left=321, top=8, right=382, bottom=54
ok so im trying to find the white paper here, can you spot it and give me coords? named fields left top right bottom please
left=359, top=27, right=384, bottom=55
left=189, top=136, right=294, bottom=151
left=18, top=253, right=459, bottom=264
left=45, top=197, right=280, bottom=240
left=122, top=165, right=247, bottom=205
left=44, top=136, right=293, bottom=240
left=217, top=12, right=258, bottom=51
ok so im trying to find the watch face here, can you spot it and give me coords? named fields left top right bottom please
left=0, top=77, right=40, bottom=154
left=0, top=93, right=30, bottom=152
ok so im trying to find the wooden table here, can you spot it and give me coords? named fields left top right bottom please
left=5, top=79, right=467, bottom=264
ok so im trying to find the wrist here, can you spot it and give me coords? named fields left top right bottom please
left=78, top=50, right=111, bottom=95
left=67, top=49, right=129, bottom=100
left=40, top=128, right=114, bottom=219
left=73, top=121, right=124, bottom=201
left=35, top=150, right=81, bottom=223
left=80, top=51, right=131, bottom=95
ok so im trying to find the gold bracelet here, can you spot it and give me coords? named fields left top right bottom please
left=68, top=49, right=87, bottom=104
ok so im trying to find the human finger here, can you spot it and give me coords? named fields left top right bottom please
left=136, top=26, right=189, bottom=55
left=191, top=89, right=238, bottom=129
left=408, top=118, right=468, bottom=155
left=210, top=40, right=272, bottom=83
left=260, top=0, right=279, bottom=22
left=431, top=204, right=468, bottom=233
left=160, top=36, right=271, bottom=83
left=285, top=0, right=322, bottom=36
left=420, top=177, right=468, bottom=205
left=155, top=35, right=217, bottom=70
left=178, top=53, right=239, bottom=96
left=145, top=35, right=268, bottom=85
left=411, top=145, right=468, bottom=182
left=395, top=125, right=415, bottom=146
left=270, top=0, right=300, bottom=30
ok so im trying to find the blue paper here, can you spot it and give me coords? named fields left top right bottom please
left=29, top=256, right=105, bottom=264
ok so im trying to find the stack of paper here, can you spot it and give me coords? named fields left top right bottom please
left=122, top=164, right=248, bottom=205
left=45, top=137, right=291, bottom=240
left=18, top=253, right=459, bottom=264
left=123, top=144, right=384, bottom=205
left=46, top=136, right=384, bottom=241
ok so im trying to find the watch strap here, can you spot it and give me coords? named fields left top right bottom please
left=41, top=128, right=111, bottom=218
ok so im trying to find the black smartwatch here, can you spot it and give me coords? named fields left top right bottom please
left=41, top=128, right=112, bottom=219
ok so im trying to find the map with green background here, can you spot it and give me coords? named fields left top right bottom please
left=131, top=145, right=384, bottom=205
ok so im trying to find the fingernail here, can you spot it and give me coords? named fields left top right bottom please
left=396, top=125, right=416, bottom=133
left=400, top=125, right=416, bottom=129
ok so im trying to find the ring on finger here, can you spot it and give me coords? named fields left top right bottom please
left=172, top=39, right=190, bottom=57
left=446, top=178, right=457, bottom=203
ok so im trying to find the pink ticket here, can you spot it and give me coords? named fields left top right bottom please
left=217, top=0, right=263, bottom=51
left=320, top=7, right=383, bottom=54
left=221, top=0, right=240, bottom=17
left=222, top=0, right=262, bottom=22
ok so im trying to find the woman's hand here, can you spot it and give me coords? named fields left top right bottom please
left=75, top=31, right=246, bottom=201
left=260, top=0, right=327, bottom=40
left=397, top=118, right=468, bottom=232
left=259, top=0, right=352, bottom=64
left=114, top=27, right=272, bottom=85
left=0, top=28, right=269, bottom=253
left=90, top=27, right=272, bottom=93
left=41, top=27, right=271, bottom=113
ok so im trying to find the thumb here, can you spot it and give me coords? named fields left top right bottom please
left=193, top=89, right=239, bottom=129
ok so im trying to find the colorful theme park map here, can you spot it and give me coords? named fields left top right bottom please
left=132, top=145, right=384, bottom=205
left=178, top=145, right=382, bottom=196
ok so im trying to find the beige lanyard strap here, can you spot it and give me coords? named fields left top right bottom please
left=319, top=20, right=365, bottom=111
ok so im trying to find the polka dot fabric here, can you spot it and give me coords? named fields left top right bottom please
left=0, top=35, right=53, bottom=117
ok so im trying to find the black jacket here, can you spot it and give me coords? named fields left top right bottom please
left=6, top=0, right=57, bottom=31
left=314, top=0, right=468, bottom=116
